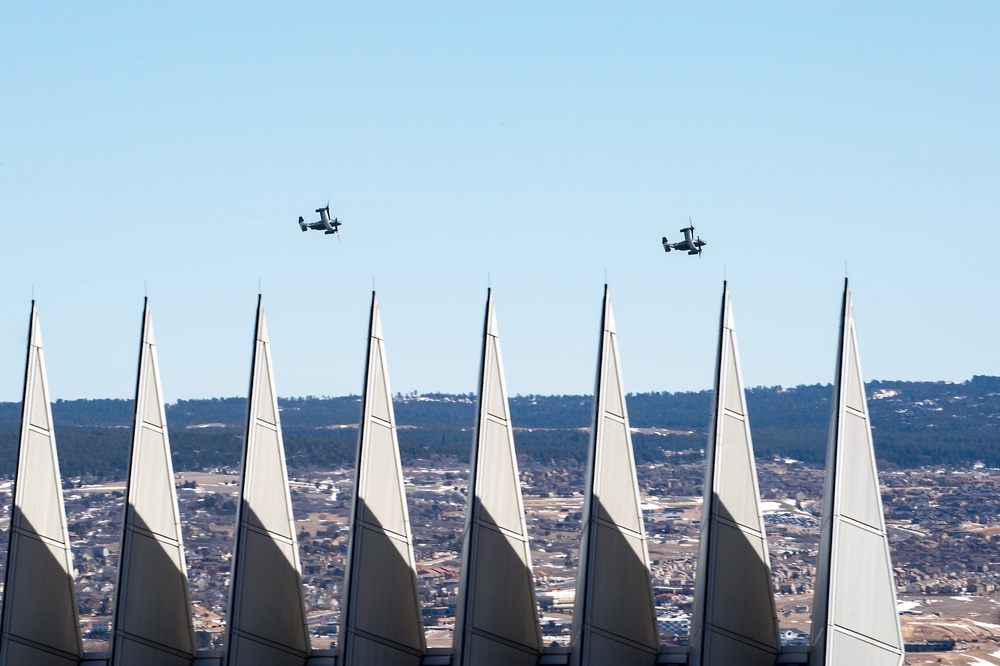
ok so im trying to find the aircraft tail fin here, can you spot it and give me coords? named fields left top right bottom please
left=298, top=216, right=307, bottom=231
left=662, top=236, right=671, bottom=252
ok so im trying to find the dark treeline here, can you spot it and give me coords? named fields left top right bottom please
left=2, top=376, right=1000, bottom=479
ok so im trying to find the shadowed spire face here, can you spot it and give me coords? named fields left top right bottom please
left=571, top=287, right=659, bottom=666
left=810, top=283, right=904, bottom=666
left=1, top=304, right=83, bottom=666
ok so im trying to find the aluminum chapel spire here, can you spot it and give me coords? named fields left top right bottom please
left=689, top=283, right=780, bottom=666
left=112, top=300, right=196, bottom=666
left=340, top=293, right=426, bottom=666
left=225, top=297, right=311, bottom=666
left=571, top=286, right=660, bottom=666
left=453, top=290, right=542, bottom=666
left=1, top=304, right=82, bottom=666
left=809, top=281, right=904, bottom=666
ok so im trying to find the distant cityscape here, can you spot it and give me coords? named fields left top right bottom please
left=0, top=455, right=997, bottom=656
left=2, top=383, right=1000, bottom=660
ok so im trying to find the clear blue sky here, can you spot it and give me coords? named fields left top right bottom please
left=2, top=3, right=998, bottom=403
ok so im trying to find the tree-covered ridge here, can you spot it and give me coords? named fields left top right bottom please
left=1, top=376, right=999, bottom=479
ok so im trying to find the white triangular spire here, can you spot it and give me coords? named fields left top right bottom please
left=225, top=297, right=310, bottom=666
left=0, top=303, right=83, bottom=665
left=340, top=293, right=425, bottom=666
left=453, top=291, right=542, bottom=666
left=571, top=286, right=659, bottom=666
left=112, top=300, right=196, bottom=665
left=810, top=281, right=904, bottom=666
left=689, top=283, right=780, bottom=666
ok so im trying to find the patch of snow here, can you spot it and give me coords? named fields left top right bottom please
left=973, top=621, right=1000, bottom=629
left=962, top=657, right=996, bottom=666
left=909, top=622, right=975, bottom=633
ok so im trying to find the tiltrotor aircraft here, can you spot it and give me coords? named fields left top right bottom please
left=662, top=221, right=706, bottom=255
left=298, top=204, right=343, bottom=236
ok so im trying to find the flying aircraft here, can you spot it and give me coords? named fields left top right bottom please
left=298, top=204, right=343, bottom=236
left=662, top=221, right=706, bottom=255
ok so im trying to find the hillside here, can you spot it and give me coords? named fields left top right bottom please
left=1, top=376, right=999, bottom=479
